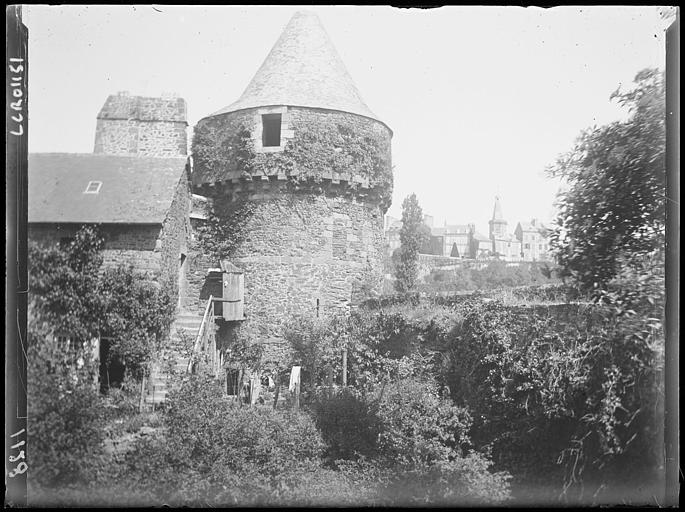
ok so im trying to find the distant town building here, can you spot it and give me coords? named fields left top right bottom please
left=515, top=219, right=551, bottom=261
left=383, top=196, right=551, bottom=262
left=443, top=224, right=473, bottom=258
left=470, top=231, right=492, bottom=259
left=384, top=215, right=402, bottom=253
left=489, top=196, right=522, bottom=261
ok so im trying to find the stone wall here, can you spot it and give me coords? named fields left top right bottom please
left=418, top=254, right=462, bottom=278
left=190, top=106, right=392, bottom=363
left=29, top=223, right=163, bottom=273
left=29, top=175, right=189, bottom=305
left=192, top=106, right=393, bottom=209
left=185, top=191, right=386, bottom=362
left=93, top=119, right=187, bottom=157
left=158, top=169, right=192, bottom=305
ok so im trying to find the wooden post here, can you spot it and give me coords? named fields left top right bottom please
left=138, top=374, right=147, bottom=413
left=294, top=379, right=300, bottom=410
left=326, top=365, right=333, bottom=398
left=342, top=349, right=348, bottom=387
left=272, top=372, right=281, bottom=410
left=238, top=368, right=244, bottom=407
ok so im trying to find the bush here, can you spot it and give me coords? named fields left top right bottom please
left=442, top=288, right=664, bottom=504
left=125, top=375, right=329, bottom=506
left=99, top=264, right=174, bottom=379
left=27, top=325, right=109, bottom=493
left=307, top=387, right=380, bottom=461
left=308, top=378, right=511, bottom=505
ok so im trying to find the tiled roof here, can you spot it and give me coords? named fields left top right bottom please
left=473, top=232, right=491, bottom=242
left=206, top=11, right=387, bottom=128
left=98, top=93, right=187, bottom=123
left=518, top=221, right=549, bottom=234
left=28, top=153, right=188, bottom=224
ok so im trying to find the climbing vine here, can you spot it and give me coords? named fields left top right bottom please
left=194, top=197, right=258, bottom=261
left=191, top=108, right=393, bottom=204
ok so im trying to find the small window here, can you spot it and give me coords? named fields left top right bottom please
left=262, top=114, right=282, bottom=147
left=525, top=243, right=530, bottom=249
left=84, top=181, right=102, bottom=194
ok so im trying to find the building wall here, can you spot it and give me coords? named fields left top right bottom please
left=519, top=232, right=551, bottom=261
left=158, top=169, right=192, bottom=306
left=29, top=223, right=162, bottom=273
left=185, top=191, right=386, bottom=362
left=493, top=238, right=522, bottom=261
left=93, top=119, right=187, bottom=157
left=29, top=176, right=189, bottom=306
left=192, top=106, right=393, bottom=209
left=190, top=106, right=392, bottom=362
left=444, top=232, right=470, bottom=258
left=203, top=193, right=384, bottom=362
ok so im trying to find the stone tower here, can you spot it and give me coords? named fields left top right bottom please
left=489, top=195, right=508, bottom=239
left=94, top=92, right=188, bottom=157
left=191, top=11, right=393, bottom=363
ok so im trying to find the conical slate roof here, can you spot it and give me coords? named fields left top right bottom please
left=207, top=11, right=383, bottom=124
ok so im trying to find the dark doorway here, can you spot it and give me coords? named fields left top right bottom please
left=99, top=338, right=125, bottom=393
left=226, top=368, right=241, bottom=395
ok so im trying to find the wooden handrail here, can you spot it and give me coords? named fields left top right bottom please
left=187, top=294, right=214, bottom=374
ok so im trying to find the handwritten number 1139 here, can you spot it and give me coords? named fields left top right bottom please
left=9, top=428, right=27, bottom=477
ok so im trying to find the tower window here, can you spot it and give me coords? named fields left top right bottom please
left=84, top=181, right=102, bottom=194
left=262, top=114, right=282, bottom=147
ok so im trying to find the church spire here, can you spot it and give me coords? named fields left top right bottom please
left=489, top=195, right=508, bottom=239
left=492, top=195, right=504, bottom=221
left=206, top=11, right=385, bottom=126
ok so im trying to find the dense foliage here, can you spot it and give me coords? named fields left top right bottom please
left=29, top=226, right=104, bottom=344
left=123, top=376, right=372, bottom=506
left=194, top=197, right=258, bottom=260
left=99, top=265, right=175, bottom=379
left=29, top=226, right=174, bottom=379
left=354, top=281, right=664, bottom=505
left=27, top=328, right=107, bottom=492
left=192, top=111, right=393, bottom=206
left=394, top=193, right=429, bottom=293
left=307, top=379, right=511, bottom=505
left=421, top=260, right=560, bottom=293
left=547, top=69, right=665, bottom=289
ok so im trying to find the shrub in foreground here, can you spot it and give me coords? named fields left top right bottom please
left=308, top=378, right=511, bottom=505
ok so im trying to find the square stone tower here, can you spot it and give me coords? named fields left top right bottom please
left=94, top=92, right=188, bottom=157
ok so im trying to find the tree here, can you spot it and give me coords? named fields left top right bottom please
left=394, top=193, right=429, bottom=293
left=547, top=69, right=665, bottom=289
left=28, top=225, right=105, bottom=345
left=29, top=226, right=175, bottom=380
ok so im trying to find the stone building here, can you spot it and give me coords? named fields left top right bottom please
left=384, top=215, right=402, bottom=254
left=489, top=196, right=522, bottom=261
left=442, top=224, right=474, bottom=258
left=469, top=231, right=493, bottom=259
left=189, top=11, right=393, bottom=364
left=28, top=97, right=191, bottom=306
left=515, top=219, right=551, bottom=261
left=94, top=92, right=188, bottom=158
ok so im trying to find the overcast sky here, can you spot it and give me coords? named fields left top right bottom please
left=23, top=5, right=670, bottom=235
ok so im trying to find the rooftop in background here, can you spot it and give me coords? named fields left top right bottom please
left=98, top=91, right=187, bottom=123
left=206, top=11, right=387, bottom=128
left=518, top=219, right=549, bottom=232
left=28, top=153, right=188, bottom=224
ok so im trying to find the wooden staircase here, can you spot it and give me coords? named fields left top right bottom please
left=143, top=311, right=203, bottom=408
